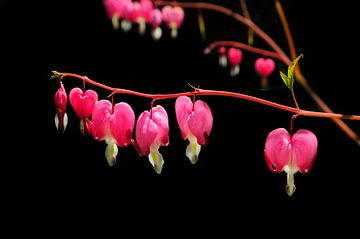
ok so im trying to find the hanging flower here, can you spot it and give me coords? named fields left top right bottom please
left=255, top=58, right=275, bottom=88
left=264, top=128, right=318, bottom=196
left=150, top=8, right=162, bottom=40
left=227, top=47, right=243, bottom=77
left=133, top=105, right=169, bottom=174
left=218, top=46, right=227, bottom=68
left=54, top=83, right=68, bottom=133
left=69, top=87, right=98, bottom=135
left=92, top=100, right=135, bottom=166
left=161, top=6, right=185, bottom=38
left=175, top=96, right=213, bottom=164
left=132, top=0, right=154, bottom=35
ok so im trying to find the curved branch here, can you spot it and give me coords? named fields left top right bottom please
left=154, top=0, right=360, bottom=146
left=205, top=41, right=283, bottom=61
left=54, top=71, right=360, bottom=121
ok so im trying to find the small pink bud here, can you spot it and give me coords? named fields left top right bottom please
left=218, top=46, right=227, bottom=68
left=264, top=128, right=318, bottom=196
left=175, top=96, right=213, bottom=164
left=133, top=105, right=169, bottom=174
left=227, top=48, right=243, bottom=77
left=255, top=58, right=275, bottom=78
left=92, top=100, right=135, bottom=166
left=54, top=83, right=68, bottom=133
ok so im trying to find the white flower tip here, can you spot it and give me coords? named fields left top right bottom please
left=105, top=143, right=118, bottom=167
left=55, top=113, right=68, bottom=133
left=230, top=65, right=240, bottom=77
left=170, top=27, right=178, bottom=39
left=285, top=184, right=296, bottom=196
left=186, top=140, right=201, bottom=164
left=149, top=150, right=164, bottom=174
left=112, top=15, right=119, bottom=30
left=121, top=20, right=132, bottom=32
left=219, top=55, right=227, bottom=68
left=138, top=19, right=146, bottom=35
left=203, top=48, right=211, bottom=55
left=151, top=27, right=162, bottom=41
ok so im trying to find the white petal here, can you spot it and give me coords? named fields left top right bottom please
left=185, top=136, right=201, bottom=164
left=55, top=114, right=59, bottom=131
left=170, top=24, right=178, bottom=39
left=63, top=113, right=68, bottom=132
left=148, top=149, right=164, bottom=174
left=121, top=20, right=132, bottom=32
left=112, top=15, right=119, bottom=30
left=138, top=19, right=146, bottom=35
left=105, top=142, right=118, bottom=167
left=230, top=65, right=240, bottom=77
left=151, top=27, right=162, bottom=41
left=219, top=55, right=227, bottom=68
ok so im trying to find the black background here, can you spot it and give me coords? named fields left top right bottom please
left=3, top=0, right=360, bottom=232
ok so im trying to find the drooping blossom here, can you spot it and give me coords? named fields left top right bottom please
left=218, top=46, right=227, bottom=68
left=92, top=100, right=135, bottom=166
left=133, top=105, right=169, bottom=174
left=175, top=96, right=213, bottom=164
left=69, top=88, right=98, bottom=135
left=264, top=128, right=318, bottom=196
left=255, top=58, right=275, bottom=88
left=132, top=0, right=154, bottom=35
left=161, top=6, right=185, bottom=38
left=227, top=47, right=243, bottom=77
left=54, top=83, right=68, bottom=133
left=150, top=8, right=162, bottom=40
left=104, top=0, right=130, bottom=30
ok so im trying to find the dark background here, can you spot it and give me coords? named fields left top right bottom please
left=3, top=0, right=360, bottom=231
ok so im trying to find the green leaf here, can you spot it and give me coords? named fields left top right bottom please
left=287, top=54, right=303, bottom=84
left=280, top=71, right=291, bottom=89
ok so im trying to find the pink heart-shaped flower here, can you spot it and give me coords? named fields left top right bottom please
left=255, top=58, right=275, bottom=78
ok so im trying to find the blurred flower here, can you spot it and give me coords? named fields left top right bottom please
left=162, top=6, right=185, bottom=38
left=227, top=47, right=243, bottom=77
left=255, top=58, right=275, bottom=88
left=218, top=46, right=227, bottom=68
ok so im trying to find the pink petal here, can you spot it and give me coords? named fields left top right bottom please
left=135, top=111, right=158, bottom=156
left=172, top=6, right=184, bottom=27
left=188, top=100, right=213, bottom=145
left=140, top=0, right=154, bottom=22
left=161, top=6, right=172, bottom=24
left=54, top=84, right=67, bottom=113
left=264, top=128, right=292, bottom=173
left=227, top=48, right=243, bottom=66
left=70, top=88, right=98, bottom=119
left=255, top=58, right=275, bottom=78
left=92, top=100, right=113, bottom=140
left=85, top=118, right=97, bottom=139
left=150, top=105, right=169, bottom=146
left=110, top=102, right=135, bottom=147
left=175, top=96, right=193, bottom=139
left=151, top=8, right=162, bottom=27
left=291, top=129, right=318, bottom=173
left=218, top=46, right=226, bottom=55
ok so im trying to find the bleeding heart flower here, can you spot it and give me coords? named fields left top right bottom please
left=54, top=83, right=68, bottom=133
left=133, top=105, right=169, bottom=174
left=218, top=46, right=227, bottom=68
left=150, top=8, right=162, bottom=40
left=264, top=128, right=318, bottom=196
left=227, top=47, right=243, bottom=77
left=69, top=87, right=98, bottom=135
left=255, top=58, right=275, bottom=88
left=104, top=0, right=130, bottom=30
left=92, top=100, right=135, bottom=166
left=175, top=96, right=213, bottom=164
left=161, top=6, right=185, bottom=38
left=132, top=0, right=154, bottom=35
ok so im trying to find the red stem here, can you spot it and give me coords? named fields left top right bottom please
left=55, top=71, right=360, bottom=121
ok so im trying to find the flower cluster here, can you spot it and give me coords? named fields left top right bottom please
left=54, top=85, right=212, bottom=174
left=54, top=82, right=318, bottom=195
left=104, top=0, right=185, bottom=40
left=216, top=46, right=275, bottom=87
